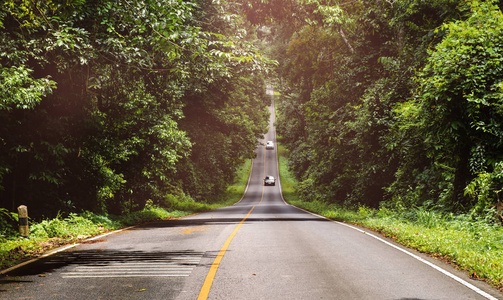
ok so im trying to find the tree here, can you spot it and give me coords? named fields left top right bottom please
left=0, top=0, right=273, bottom=217
left=394, top=0, right=503, bottom=211
left=273, top=0, right=464, bottom=208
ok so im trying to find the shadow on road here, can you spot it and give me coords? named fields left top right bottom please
left=1, top=249, right=207, bottom=278
left=135, top=204, right=330, bottom=230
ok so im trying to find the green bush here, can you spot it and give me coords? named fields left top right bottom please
left=30, top=213, right=102, bottom=238
left=465, top=161, right=503, bottom=218
left=0, top=208, right=18, bottom=241
left=119, top=206, right=171, bottom=226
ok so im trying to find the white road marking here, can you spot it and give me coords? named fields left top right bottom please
left=293, top=206, right=499, bottom=300
left=62, top=274, right=191, bottom=278
left=60, top=252, right=203, bottom=278
left=336, top=222, right=499, bottom=300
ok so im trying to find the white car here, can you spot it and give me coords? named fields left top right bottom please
left=266, top=141, right=274, bottom=150
left=264, top=176, right=276, bottom=186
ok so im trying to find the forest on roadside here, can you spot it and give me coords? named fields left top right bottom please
left=0, top=0, right=274, bottom=221
left=247, top=0, right=503, bottom=221
left=2, top=0, right=503, bottom=228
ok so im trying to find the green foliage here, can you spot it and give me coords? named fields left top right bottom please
left=277, top=142, right=300, bottom=204
left=225, top=159, right=252, bottom=203
left=272, top=0, right=503, bottom=290
left=276, top=0, right=409, bottom=207
left=271, top=0, right=503, bottom=218
left=178, top=74, right=270, bottom=203
left=0, top=208, right=17, bottom=240
left=163, top=193, right=202, bottom=212
left=117, top=206, right=172, bottom=226
left=0, top=0, right=272, bottom=217
left=31, top=213, right=100, bottom=238
left=465, top=162, right=503, bottom=216
left=392, top=0, right=503, bottom=211
left=0, top=66, right=56, bottom=111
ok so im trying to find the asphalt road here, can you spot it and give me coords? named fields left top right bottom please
left=1, top=95, right=502, bottom=300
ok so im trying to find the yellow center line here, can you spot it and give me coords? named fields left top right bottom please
left=197, top=142, right=267, bottom=300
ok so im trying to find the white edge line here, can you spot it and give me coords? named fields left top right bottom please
left=62, top=274, right=190, bottom=278
left=0, top=225, right=136, bottom=275
left=294, top=206, right=499, bottom=300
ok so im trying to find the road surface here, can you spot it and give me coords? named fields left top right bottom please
left=1, top=92, right=502, bottom=300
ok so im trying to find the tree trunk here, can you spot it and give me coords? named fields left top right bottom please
left=338, top=25, right=355, bottom=54
left=453, top=142, right=471, bottom=210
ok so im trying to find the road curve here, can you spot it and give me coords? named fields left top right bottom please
left=1, top=93, right=502, bottom=300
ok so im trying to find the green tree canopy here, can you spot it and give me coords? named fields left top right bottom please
left=271, top=0, right=503, bottom=218
left=0, top=0, right=273, bottom=217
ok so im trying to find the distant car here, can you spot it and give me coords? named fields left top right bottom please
left=266, top=141, right=274, bottom=150
left=264, top=175, right=276, bottom=186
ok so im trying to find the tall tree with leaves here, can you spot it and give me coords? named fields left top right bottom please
left=393, top=0, right=503, bottom=211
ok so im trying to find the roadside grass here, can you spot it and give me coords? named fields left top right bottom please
left=277, top=143, right=299, bottom=203
left=277, top=142, right=503, bottom=291
left=0, top=159, right=252, bottom=271
left=224, top=159, right=252, bottom=204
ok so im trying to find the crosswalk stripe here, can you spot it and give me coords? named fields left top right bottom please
left=57, top=251, right=204, bottom=278
left=62, top=274, right=191, bottom=278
